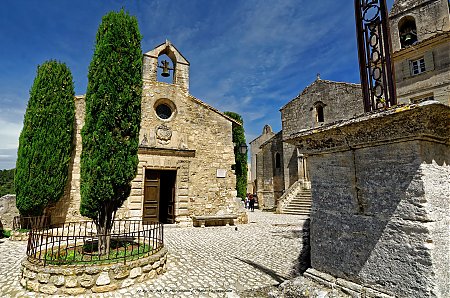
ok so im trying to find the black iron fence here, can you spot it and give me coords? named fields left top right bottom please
left=26, top=220, right=164, bottom=266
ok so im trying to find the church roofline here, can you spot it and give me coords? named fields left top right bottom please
left=187, top=94, right=242, bottom=126
left=279, top=78, right=361, bottom=111
left=258, top=131, right=282, bottom=149
left=144, top=40, right=190, bottom=66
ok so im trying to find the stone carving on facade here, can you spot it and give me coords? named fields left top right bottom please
left=155, top=124, right=172, bottom=144
left=140, top=134, right=148, bottom=146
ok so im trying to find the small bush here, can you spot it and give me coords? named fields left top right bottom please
left=2, top=230, right=11, bottom=238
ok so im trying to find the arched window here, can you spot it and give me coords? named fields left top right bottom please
left=316, top=106, right=324, bottom=123
left=275, top=153, right=281, bottom=169
left=398, top=16, right=417, bottom=48
left=312, top=101, right=326, bottom=124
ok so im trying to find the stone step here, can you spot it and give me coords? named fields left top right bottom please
left=282, top=210, right=311, bottom=215
left=284, top=207, right=312, bottom=211
left=287, top=199, right=311, bottom=203
left=283, top=207, right=312, bottom=212
left=285, top=203, right=311, bottom=207
left=287, top=201, right=311, bottom=206
left=291, top=197, right=311, bottom=200
left=279, top=187, right=312, bottom=215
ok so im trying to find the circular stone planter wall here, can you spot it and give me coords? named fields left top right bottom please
left=20, top=246, right=168, bottom=295
left=10, top=231, right=29, bottom=241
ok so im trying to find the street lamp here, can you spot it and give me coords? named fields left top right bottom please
left=238, top=143, right=248, bottom=155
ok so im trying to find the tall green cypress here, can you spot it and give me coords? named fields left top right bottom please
left=224, top=112, right=248, bottom=199
left=15, top=61, right=75, bottom=216
left=80, top=10, right=142, bottom=254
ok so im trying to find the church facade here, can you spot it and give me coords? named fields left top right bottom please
left=48, top=41, right=247, bottom=226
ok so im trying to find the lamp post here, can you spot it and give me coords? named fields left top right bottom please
left=238, top=143, right=248, bottom=155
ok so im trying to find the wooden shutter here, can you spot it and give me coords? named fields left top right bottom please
left=423, top=51, right=435, bottom=71
left=401, top=60, right=411, bottom=79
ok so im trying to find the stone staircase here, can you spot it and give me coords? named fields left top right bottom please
left=277, top=180, right=312, bottom=216
left=281, top=188, right=312, bottom=215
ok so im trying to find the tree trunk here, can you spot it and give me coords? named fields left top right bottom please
left=95, top=206, right=115, bottom=256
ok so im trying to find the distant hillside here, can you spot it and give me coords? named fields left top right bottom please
left=0, top=169, right=15, bottom=197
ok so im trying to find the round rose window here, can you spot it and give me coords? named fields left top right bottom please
left=155, top=103, right=173, bottom=119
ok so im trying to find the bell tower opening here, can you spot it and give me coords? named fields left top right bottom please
left=398, top=16, right=417, bottom=48
left=157, top=54, right=175, bottom=83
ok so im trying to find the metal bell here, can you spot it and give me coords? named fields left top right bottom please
left=160, top=60, right=171, bottom=77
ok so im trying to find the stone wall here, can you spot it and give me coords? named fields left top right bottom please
left=21, top=247, right=167, bottom=295
left=0, top=194, right=19, bottom=229
left=123, top=78, right=245, bottom=225
left=390, top=0, right=450, bottom=105
left=252, top=79, right=364, bottom=210
left=393, top=34, right=450, bottom=105
left=249, top=125, right=275, bottom=191
left=287, top=102, right=449, bottom=297
left=389, top=0, right=450, bottom=53
left=45, top=96, right=88, bottom=224
left=256, top=132, right=283, bottom=210
left=281, top=79, right=363, bottom=140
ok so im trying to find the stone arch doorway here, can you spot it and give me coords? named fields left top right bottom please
left=143, top=169, right=176, bottom=224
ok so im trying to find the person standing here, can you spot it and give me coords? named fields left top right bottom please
left=249, top=194, right=255, bottom=211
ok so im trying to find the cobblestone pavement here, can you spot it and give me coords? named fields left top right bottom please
left=0, top=210, right=307, bottom=297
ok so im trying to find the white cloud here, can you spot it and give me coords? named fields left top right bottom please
left=0, top=117, right=22, bottom=150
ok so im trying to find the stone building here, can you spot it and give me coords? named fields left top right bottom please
left=251, top=77, right=364, bottom=212
left=249, top=124, right=275, bottom=194
left=48, top=41, right=246, bottom=226
left=252, top=0, right=450, bottom=214
left=255, top=131, right=283, bottom=210
left=389, top=0, right=450, bottom=104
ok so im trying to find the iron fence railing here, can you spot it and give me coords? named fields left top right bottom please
left=26, top=220, right=164, bottom=266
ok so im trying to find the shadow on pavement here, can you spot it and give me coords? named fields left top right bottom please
left=234, top=257, right=287, bottom=284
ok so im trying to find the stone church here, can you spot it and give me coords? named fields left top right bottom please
left=251, top=0, right=450, bottom=214
left=250, top=78, right=363, bottom=212
left=48, top=41, right=247, bottom=226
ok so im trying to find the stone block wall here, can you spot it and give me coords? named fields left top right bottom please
left=121, top=79, right=245, bottom=225
left=288, top=103, right=449, bottom=297
left=256, top=132, right=284, bottom=210
left=249, top=125, right=275, bottom=188
left=21, top=247, right=167, bottom=295
left=45, top=96, right=88, bottom=224
left=389, top=0, right=450, bottom=53
left=281, top=79, right=363, bottom=140
left=0, top=194, right=19, bottom=229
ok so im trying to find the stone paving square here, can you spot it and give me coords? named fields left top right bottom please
left=0, top=210, right=307, bottom=297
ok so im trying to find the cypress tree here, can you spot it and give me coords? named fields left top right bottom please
left=15, top=61, right=75, bottom=216
left=80, top=10, right=142, bottom=255
left=224, top=112, right=248, bottom=199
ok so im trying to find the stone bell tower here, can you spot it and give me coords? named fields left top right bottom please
left=142, top=40, right=190, bottom=91
left=389, top=0, right=450, bottom=52
left=389, top=0, right=450, bottom=105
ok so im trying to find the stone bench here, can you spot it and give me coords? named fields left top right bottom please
left=192, top=214, right=238, bottom=227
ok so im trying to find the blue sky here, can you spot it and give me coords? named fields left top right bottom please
left=0, top=0, right=394, bottom=170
